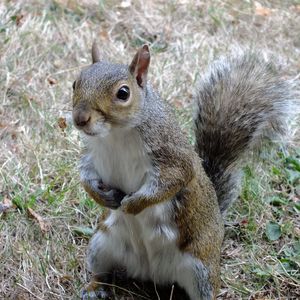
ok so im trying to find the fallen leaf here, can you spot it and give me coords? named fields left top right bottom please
left=11, top=14, right=24, bottom=26
left=59, top=274, right=73, bottom=280
left=72, top=226, right=94, bottom=237
left=294, top=227, right=300, bottom=238
left=119, top=0, right=131, bottom=8
left=27, top=207, right=50, bottom=233
left=11, top=130, right=18, bottom=140
left=240, top=218, right=248, bottom=225
left=57, top=117, right=67, bottom=131
left=0, top=197, right=15, bottom=213
left=99, top=29, right=109, bottom=41
left=47, top=77, right=57, bottom=85
left=16, top=14, right=24, bottom=26
left=53, top=59, right=62, bottom=68
left=58, top=274, right=73, bottom=285
left=173, top=99, right=184, bottom=109
left=255, top=2, right=272, bottom=16
left=0, top=122, right=8, bottom=129
left=266, top=221, right=281, bottom=241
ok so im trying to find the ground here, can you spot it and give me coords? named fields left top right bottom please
left=0, top=0, right=299, bottom=299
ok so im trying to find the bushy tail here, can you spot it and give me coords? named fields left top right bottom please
left=194, top=51, right=299, bottom=214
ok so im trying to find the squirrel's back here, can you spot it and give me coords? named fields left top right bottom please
left=194, top=51, right=299, bottom=214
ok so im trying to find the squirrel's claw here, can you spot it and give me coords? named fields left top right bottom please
left=96, top=186, right=125, bottom=210
left=83, top=180, right=126, bottom=210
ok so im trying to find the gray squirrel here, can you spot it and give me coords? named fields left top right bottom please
left=72, top=43, right=298, bottom=299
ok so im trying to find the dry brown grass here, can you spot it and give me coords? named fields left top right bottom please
left=0, top=0, right=299, bottom=299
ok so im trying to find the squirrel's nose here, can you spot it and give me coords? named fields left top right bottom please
left=74, top=111, right=91, bottom=127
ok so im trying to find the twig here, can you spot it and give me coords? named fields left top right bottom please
left=16, top=283, right=44, bottom=300
left=154, top=281, right=160, bottom=300
left=169, top=285, right=174, bottom=300
left=132, top=281, right=151, bottom=297
left=50, top=65, right=89, bottom=76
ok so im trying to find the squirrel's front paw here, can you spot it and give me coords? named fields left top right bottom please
left=96, top=182, right=125, bottom=209
left=121, top=195, right=144, bottom=215
left=84, top=180, right=126, bottom=209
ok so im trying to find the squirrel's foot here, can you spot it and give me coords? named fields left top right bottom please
left=81, top=276, right=112, bottom=300
left=81, top=288, right=111, bottom=300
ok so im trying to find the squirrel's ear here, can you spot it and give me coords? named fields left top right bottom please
left=92, top=41, right=101, bottom=63
left=129, top=44, right=150, bottom=88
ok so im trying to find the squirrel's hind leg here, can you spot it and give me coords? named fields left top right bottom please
left=81, top=230, right=119, bottom=300
left=175, top=254, right=214, bottom=300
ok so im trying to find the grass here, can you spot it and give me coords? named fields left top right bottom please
left=0, top=0, right=299, bottom=299
left=223, top=148, right=300, bottom=299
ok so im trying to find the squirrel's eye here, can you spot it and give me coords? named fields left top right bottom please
left=72, top=81, right=76, bottom=90
left=116, top=86, right=130, bottom=101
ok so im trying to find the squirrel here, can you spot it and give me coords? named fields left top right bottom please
left=72, top=43, right=298, bottom=300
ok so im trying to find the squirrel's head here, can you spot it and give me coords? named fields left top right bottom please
left=72, top=43, right=150, bottom=137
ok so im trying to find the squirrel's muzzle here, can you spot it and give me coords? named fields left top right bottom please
left=73, top=110, right=91, bottom=128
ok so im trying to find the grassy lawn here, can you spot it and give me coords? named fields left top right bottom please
left=0, top=1, right=299, bottom=299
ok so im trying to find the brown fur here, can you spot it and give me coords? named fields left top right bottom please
left=174, top=162, right=224, bottom=297
left=83, top=182, right=107, bottom=208
left=96, top=209, right=110, bottom=233
left=73, top=61, right=144, bottom=130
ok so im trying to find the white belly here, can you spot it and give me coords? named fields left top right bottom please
left=86, top=127, right=181, bottom=282
left=86, top=127, right=151, bottom=194
left=103, top=201, right=181, bottom=283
